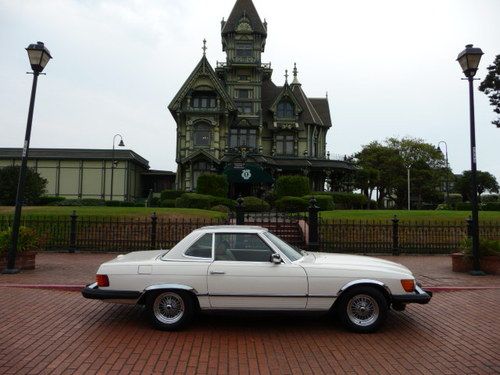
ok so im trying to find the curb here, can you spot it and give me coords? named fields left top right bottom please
left=1, top=284, right=499, bottom=293
left=0, top=284, right=85, bottom=292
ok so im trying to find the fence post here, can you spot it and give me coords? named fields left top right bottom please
left=69, top=210, right=77, bottom=253
left=151, top=212, right=157, bottom=249
left=466, top=216, right=473, bottom=237
left=236, top=195, right=244, bottom=225
left=392, top=215, right=399, bottom=255
left=308, top=197, right=319, bottom=252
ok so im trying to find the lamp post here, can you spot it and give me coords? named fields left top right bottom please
left=456, top=44, right=484, bottom=275
left=110, top=134, right=125, bottom=201
left=437, top=141, right=450, bottom=203
left=2, top=42, right=52, bottom=274
left=407, top=166, right=411, bottom=211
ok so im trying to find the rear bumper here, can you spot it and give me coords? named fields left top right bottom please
left=82, top=282, right=141, bottom=301
left=391, top=285, right=433, bottom=305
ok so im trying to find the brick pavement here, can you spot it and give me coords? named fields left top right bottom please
left=1, top=252, right=499, bottom=374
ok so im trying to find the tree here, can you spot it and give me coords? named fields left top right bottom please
left=479, top=54, right=500, bottom=128
left=354, top=137, right=448, bottom=208
left=0, top=166, right=47, bottom=205
left=454, top=170, right=499, bottom=202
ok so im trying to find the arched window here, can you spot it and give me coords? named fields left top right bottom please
left=191, top=92, right=216, bottom=108
left=193, top=123, right=211, bottom=147
left=277, top=100, right=294, bottom=118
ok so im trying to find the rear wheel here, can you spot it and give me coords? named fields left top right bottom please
left=146, top=290, right=194, bottom=331
left=337, top=286, right=388, bottom=333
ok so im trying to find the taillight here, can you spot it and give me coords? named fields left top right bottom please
left=96, top=274, right=109, bottom=287
left=401, top=279, right=415, bottom=292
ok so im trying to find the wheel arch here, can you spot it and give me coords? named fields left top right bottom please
left=332, top=279, right=391, bottom=309
left=138, top=283, right=200, bottom=309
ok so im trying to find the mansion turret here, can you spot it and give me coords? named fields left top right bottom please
left=169, top=0, right=354, bottom=196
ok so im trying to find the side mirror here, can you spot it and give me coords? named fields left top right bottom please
left=271, top=253, right=282, bottom=264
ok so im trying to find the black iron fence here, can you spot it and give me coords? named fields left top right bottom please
left=1, top=200, right=499, bottom=254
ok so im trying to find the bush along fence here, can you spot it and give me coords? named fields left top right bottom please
left=0, top=199, right=499, bottom=253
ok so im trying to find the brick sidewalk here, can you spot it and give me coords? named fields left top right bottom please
left=0, top=252, right=498, bottom=288
left=0, top=287, right=499, bottom=374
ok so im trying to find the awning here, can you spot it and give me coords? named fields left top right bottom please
left=223, top=163, right=274, bottom=184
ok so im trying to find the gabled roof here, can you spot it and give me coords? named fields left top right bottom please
left=290, top=84, right=325, bottom=126
left=168, top=55, right=236, bottom=114
left=222, top=0, right=267, bottom=35
left=269, top=83, right=303, bottom=114
left=179, top=149, right=221, bottom=165
left=310, top=98, right=332, bottom=128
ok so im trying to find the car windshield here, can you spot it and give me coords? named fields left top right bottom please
left=263, top=232, right=303, bottom=262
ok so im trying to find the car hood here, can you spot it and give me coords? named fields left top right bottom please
left=299, top=252, right=412, bottom=276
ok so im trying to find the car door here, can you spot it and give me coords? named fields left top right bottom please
left=207, top=232, right=307, bottom=310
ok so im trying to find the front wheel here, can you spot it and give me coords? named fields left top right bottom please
left=146, top=290, right=194, bottom=331
left=336, top=286, right=388, bottom=333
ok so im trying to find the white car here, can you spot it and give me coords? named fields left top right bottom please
left=82, top=226, right=431, bottom=332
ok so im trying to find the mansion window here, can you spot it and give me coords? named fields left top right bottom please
left=192, top=161, right=211, bottom=189
left=193, top=123, right=211, bottom=147
left=235, top=42, right=253, bottom=57
left=191, top=92, right=216, bottom=109
left=277, top=101, right=294, bottom=118
left=276, top=135, right=294, bottom=156
left=230, top=128, right=257, bottom=149
left=236, top=101, right=253, bottom=114
left=236, top=89, right=251, bottom=99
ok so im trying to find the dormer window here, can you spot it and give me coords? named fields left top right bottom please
left=191, top=92, right=216, bottom=108
left=277, top=100, right=294, bottom=118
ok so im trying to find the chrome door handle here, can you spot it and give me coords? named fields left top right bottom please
left=210, top=271, right=226, bottom=275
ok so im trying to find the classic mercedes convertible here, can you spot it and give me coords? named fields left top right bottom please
left=82, top=226, right=431, bottom=332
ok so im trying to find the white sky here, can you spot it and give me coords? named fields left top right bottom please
left=0, top=0, right=499, bottom=181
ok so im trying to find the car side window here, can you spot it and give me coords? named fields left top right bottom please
left=184, top=233, right=212, bottom=258
left=214, top=233, right=273, bottom=262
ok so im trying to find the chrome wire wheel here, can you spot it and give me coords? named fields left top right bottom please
left=153, top=292, right=185, bottom=324
left=346, top=294, right=380, bottom=327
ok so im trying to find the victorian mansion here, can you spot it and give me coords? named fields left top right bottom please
left=168, top=0, right=354, bottom=196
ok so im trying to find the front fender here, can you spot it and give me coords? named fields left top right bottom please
left=337, top=279, right=391, bottom=297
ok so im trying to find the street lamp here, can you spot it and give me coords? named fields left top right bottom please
left=407, top=165, right=411, bottom=211
left=437, top=141, right=450, bottom=203
left=456, top=44, right=484, bottom=275
left=2, top=42, right=52, bottom=274
left=110, top=134, right=125, bottom=201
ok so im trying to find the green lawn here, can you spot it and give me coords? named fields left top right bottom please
left=319, top=210, right=500, bottom=222
left=0, top=206, right=227, bottom=220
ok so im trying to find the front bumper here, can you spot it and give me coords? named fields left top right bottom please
left=391, top=284, right=433, bottom=305
left=82, top=282, right=141, bottom=301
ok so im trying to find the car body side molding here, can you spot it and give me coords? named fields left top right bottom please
left=144, top=284, right=199, bottom=294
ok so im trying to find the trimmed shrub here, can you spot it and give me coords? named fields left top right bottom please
left=119, top=201, right=136, bottom=207
left=483, top=202, right=500, bottom=211
left=53, top=199, right=105, bottom=206
left=455, top=202, right=473, bottom=211
left=302, top=195, right=334, bottom=211
left=263, top=190, right=277, bottom=206
left=436, top=203, right=452, bottom=210
left=160, top=190, right=185, bottom=200
left=241, top=196, right=270, bottom=212
left=327, top=192, right=368, bottom=209
left=105, top=200, right=122, bottom=207
left=275, top=175, right=310, bottom=197
left=0, top=226, right=40, bottom=256
left=447, top=193, right=463, bottom=205
left=160, top=199, right=176, bottom=208
left=36, top=196, right=66, bottom=205
left=461, top=238, right=500, bottom=256
left=175, top=193, right=213, bottom=210
left=481, top=194, right=499, bottom=203
left=275, top=196, right=308, bottom=212
left=211, top=196, right=236, bottom=210
left=196, top=174, right=228, bottom=197
left=210, top=205, right=231, bottom=214
left=149, top=197, right=161, bottom=207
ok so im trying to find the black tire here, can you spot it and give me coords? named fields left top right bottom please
left=336, top=286, right=388, bottom=333
left=146, top=290, right=194, bottom=331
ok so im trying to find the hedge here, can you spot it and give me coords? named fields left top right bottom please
left=196, top=174, right=228, bottom=197
left=160, top=199, right=176, bottom=208
left=160, top=190, right=185, bottom=200
left=481, top=194, right=499, bottom=203
left=52, top=199, right=105, bottom=206
left=275, top=196, right=308, bottom=212
left=483, top=202, right=500, bottom=211
left=175, top=193, right=235, bottom=210
left=275, top=175, right=310, bottom=197
left=241, top=196, right=270, bottom=212
left=302, top=195, right=334, bottom=211
left=36, top=196, right=66, bottom=205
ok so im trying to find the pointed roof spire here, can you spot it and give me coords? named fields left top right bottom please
left=222, top=0, right=267, bottom=35
left=292, top=62, right=300, bottom=85
left=284, top=69, right=289, bottom=84
left=202, top=39, right=207, bottom=56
